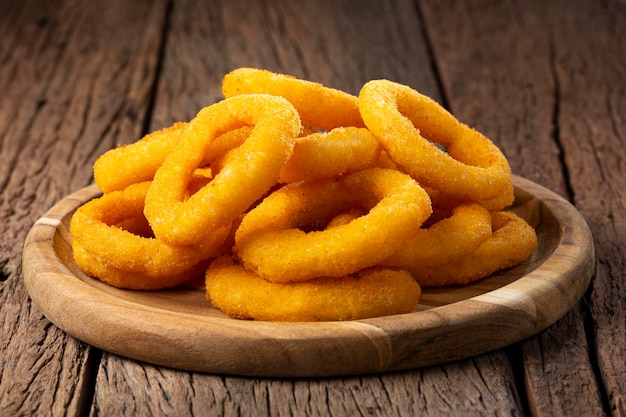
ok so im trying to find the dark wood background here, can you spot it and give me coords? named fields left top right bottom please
left=1, top=0, right=624, bottom=415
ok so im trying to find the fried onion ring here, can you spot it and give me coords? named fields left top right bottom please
left=94, top=124, right=254, bottom=193
left=427, top=183, right=515, bottom=213
left=379, top=203, right=493, bottom=269
left=235, top=168, right=432, bottom=282
left=358, top=79, right=512, bottom=202
left=70, top=182, right=229, bottom=288
left=408, top=211, right=538, bottom=286
left=222, top=67, right=364, bottom=130
left=211, top=126, right=382, bottom=184
left=144, top=94, right=301, bottom=246
left=278, top=127, right=381, bottom=183
left=72, top=240, right=210, bottom=290
left=324, top=208, right=368, bottom=229
left=94, top=122, right=187, bottom=193
left=205, top=256, right=421, bottom=321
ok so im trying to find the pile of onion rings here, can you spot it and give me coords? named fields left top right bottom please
left=70, top=67, right=537, bottom=321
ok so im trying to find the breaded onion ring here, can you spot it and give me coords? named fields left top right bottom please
left=278, top=127, right=382, bottom=183
left=222, top=67, right=364, bottom=130
left=379, top=203, right=493, bottom=269
left=94, top=124, right=254, bottom=194
left=144, top=94, right=301, bottom=246
left=235, top=168, right=432, bottom=282
left=427, top=183, right=515, bottom=213
left=212, top=127, right=380, bottom=184
left=409, top=211, right=538, bottom=286
left=70, top=182, right=229, bottom=288
left=72, top=240, right=210, bottom=290
left=324, top=208, right=368, bottom=229
left=205, top=256, right=421, bottom=321
left=358, top=79, right=512, bottom=202
left=94, top=122, right=187, bottom=193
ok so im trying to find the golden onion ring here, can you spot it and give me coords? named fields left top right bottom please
left=408, top=211, right=538, bottom=286
left=206, top=256, right=421, bottom=321
left=379, top=203, right=493, bottom=269
left=70, top=182, right=229, bottom=288
left=358, top=79, right=512, bottom=202
left=279, top=127, right=381, bottom=183
left=222, top=67, right=364, bottom=130
left=144, top=94, right=301, bottom=246
left=235, top=168, right=432, bottom=282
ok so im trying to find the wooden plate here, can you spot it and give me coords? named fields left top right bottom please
left=22, top=176, right=594, bottom=377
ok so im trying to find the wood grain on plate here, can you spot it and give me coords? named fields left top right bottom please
left=21, top=176, right=594, bottom=377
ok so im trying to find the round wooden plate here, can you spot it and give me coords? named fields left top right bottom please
left=22, top=176, right=594, bottom=377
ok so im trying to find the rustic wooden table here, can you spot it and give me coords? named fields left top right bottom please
left=2, top=0, right=624, bottom=416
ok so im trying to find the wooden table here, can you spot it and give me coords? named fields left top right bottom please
left=2, top=0, right=624, bottom=415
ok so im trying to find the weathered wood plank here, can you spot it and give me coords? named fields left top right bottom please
left=0, top=1, right=168, bottom=416
left=148, top=0, right=442, bottom=130
left=419, top=0, right=567, bottom=192
left=420, top=0, right=623, bottom=415
left=3, top=0, right=620, bottom=415
left=547, top=0, right=626, bottom=415
left=91, top=352, right=521, bottom=417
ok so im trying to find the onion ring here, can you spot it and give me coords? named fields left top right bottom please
left=212, top=126, right=382, bottom=184
left=408, top=211, right=537, bottom=286
left=72, top=240, right=210, bottom=290
left=94, top=124, right=254, bottom=193
left=144, top=94, right=301, bottom=246
left=205, top=256, right=421, bottom=321
left=222, top=67, right=364, bottom=130
left=235, top=168, right=432, bottom=282
left=70, top=182, right=230, bottom=281
left=427, top=183, right=515, bottom=212
left=278, top=127, right=382, bottom=183
left=324, top=208, right=368, bottom=229
left=379, top=203, right=493, bottom=269
left=479, top=184, right=516, bottom=212
left=94, top=122, right=186, bottom=193
left=358, top=79, right=512, bottom=202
